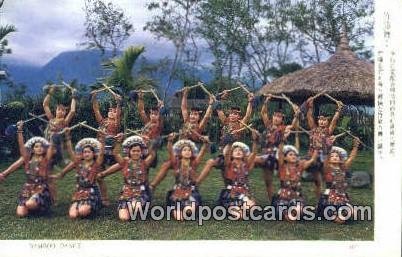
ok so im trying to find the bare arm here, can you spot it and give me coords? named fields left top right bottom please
left=57, top=161, right=76, bottom=179
left=167, top=133, right=177, bottom=166
left=181, top=87, right=189, bottom=122
left=97, top=163, right=122, bottom=178
left=345, top=139, right=360, bottom=169
left=224, top=143, right=232, bottom=167
left=64, top=129, right=77, bottom=162
left=247, top=132, right=258, bottom=170
left=303, top=150, right=318, bottom=170
left=199, top=96, right=214, bottom=131
left=115, top=96, right=122, bottom=129
left=95, top=136, right=105, bottom=167
left=137, top=92, right=149, bottom=124
left=64, top=97, right=77, bottom=125
left=328, top=101, right=343, bottom=135
left=278, top=142, right=284, bottom=167
left=16, top=122, right=28, bottom=162
left=306, top=98, right=316, bottom=129
left=113, top=134, right=125, bottom=166
left=195, top=138, right=209, bottom=166
left=0, top=157, right=24, bottom=180
left=43, top=89, right=54, bottom=120
left=261, top=96, right=271, bottom=128
left=150, top=160, right=171, bottom=189
left=241, top=93, right=254, bottom=124
left=217, top=109, right=227, bottom=124
left=91, top=92, right=103, bottom=124
left=144, top=149, right=156, bottom=167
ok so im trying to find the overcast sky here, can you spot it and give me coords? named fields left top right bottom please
left=1, top=0, right=175, bottom=66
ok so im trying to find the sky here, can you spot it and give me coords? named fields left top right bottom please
left=1, top=0, right=175, bottom=66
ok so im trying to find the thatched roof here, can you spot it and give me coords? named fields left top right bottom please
left=258, top=31, right=374, bottom=105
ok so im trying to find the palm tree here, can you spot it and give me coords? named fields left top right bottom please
left=0, top=0, right=17, bottom=58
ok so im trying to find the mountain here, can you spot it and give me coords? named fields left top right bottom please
left=3, top=50, right=213, bottom=95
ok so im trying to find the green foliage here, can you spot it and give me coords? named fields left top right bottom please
left=82, top=0, right=134, bottom=56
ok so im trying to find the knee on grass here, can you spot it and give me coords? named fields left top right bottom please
left=16, top=206, right=28, bottom=218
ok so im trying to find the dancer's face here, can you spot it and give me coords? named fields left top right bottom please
left=181, top=146, right=192, bottom=159
left=56, top=105, right=66, bottom=118
left=272, top=112, right=284, bottom=126
left=149, top=110, right=160, bottom=122
left=108, top=108, right=117, bottom=119
left=129, top=146, right=142, bottom=160
left=285, top=151, right=298, bottom=163
left=82, top=147, right=95, bottom=161
left=329, top=152, right=341, bottom=163
left=228, top=111, right=240, bottom=122
left=189, top=111, right=200, bottom=123
left=318, top=116, right=329, bottom=127
left=232, top=147, right=244, bottom=159
left=33, top=142, right=45, bottom=155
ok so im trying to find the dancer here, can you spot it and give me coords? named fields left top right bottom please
left=52, top=129, right=104, bottom=219
left=137, top=91, right=164, bottom=145
left=272, top=135, right=318, bottom=222
left=306, top=96, right=343, bottom=199
left=0, top=121, right=55, bottom=217
left=199, top=130, right=258, bottom=220
left=316, top=139, right=360, bottom=224
left=91, top=90, right=122, bottom=206
left=195, top=92, right=254, bottom=179
left=255, top=94, right=300, bottom=202
left=151, top=133, right=209, bottom=221
left=97, top=134, right=156, bottom=221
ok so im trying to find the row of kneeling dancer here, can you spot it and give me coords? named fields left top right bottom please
left=0, top=86, right=362, bottom=224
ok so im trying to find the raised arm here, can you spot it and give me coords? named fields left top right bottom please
left=303, top=150, right=318, bottom=170
left=91, top=92, right=103, bottom=124
left=199, top=96, right=214, bottom=131
left=64, top=129, right=78, bottom=162
left=115, top=95, right=122, bottom=128
left=306, top=97, right=316, bottom=129
left=64, top=94, right=77, bottom=125
left=43, top=87, right=54, bottom=120
left=167, top=133, right=177, bottom=166
left=224, top=143, right=232, bottom=168
left=277, top=142, right=285, bottom=167
left=181, top=87, right=189, bottom=122
left=137, top=91, right=149, bottom=124
left=247, top=131, right=259, bottom=169
left=345, top=139, right=360, bottom=169
left=150, top=160, right=171, bottom=190
left=217, top=109, right=227, bottom=124
left=289, top=106, right=301, bottom=129
left=261, top=95, right=271, bottom=128
left=16, top=121, right=28, bottom=162
left=241, top=93, right=254, bottom=124
left=113, top=133, right=125, bottom=166
left=96, top=136, right=105, bottom=167
left=195, top=137, right=210, bottom=165
left=144, top=148, right=157, bottom=168
left=328, top=101, right=343, bottom=135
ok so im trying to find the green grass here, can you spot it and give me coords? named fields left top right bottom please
left=0, top=150, right=374, bottom=240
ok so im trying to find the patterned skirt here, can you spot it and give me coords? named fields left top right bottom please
left=71, top=184, right=102, bottom=213
left=272, top=187, right=305, bottom=208
left=166, top=185, right=202, bottom=209
left=218, top=185, right=254, bottom=208
left=117, top=184, right=152, bottom=210
left=18, top=181, right=52, bottom=213
left=316, top=188, right=351, bottom=217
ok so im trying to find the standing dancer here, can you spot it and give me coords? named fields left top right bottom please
left=97, top=134, right=156, bottom=221
left=306, top=96, right=343, bottom=199
left=316, top=139, right=360, bottom=224
left=92, top=90, right=122, bottom=206
left=255, top=94, right=300, bottom=202
left=196, top=92, right=254, bottom=176
left=52, top=129, right=104, bottom=219
left=0, top=121, right=55, bottom=217
left=151, top=134, right=209, bottom=221
left=179, top=86, right=214, bottom=142
left=273, top=137, right=318, bottom=222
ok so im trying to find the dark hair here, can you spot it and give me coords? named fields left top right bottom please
left=230, top=107, right=241, bottom=112
left=149, top=106, right=160, bottom=113
left=82, top=145, right=97, bottom=161
left=190, top=107, right=202, bottom=113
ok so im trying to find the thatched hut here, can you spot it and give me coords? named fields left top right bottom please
left=258, top=31, right=374, bottom=106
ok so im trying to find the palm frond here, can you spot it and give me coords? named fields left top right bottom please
left=0, top=25, right=17, bottom=41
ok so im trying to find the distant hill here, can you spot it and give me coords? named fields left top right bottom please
left=3, top=49, right=213, bottom=95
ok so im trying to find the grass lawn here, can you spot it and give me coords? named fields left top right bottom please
left=0, top=150, right=374, bottom=240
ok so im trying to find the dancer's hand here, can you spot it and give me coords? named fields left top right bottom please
left=353, top=138, right=361, bottom=147
left=115, top=133, right=124, bottom=142
left=247, top=93, right=254, bottom=102
left=48, top=85, right=56, bottom=95
left=264, top=94, right=272, bottom=103
left=17, top=120, right=24, bottom=130
left=208, top=95, right=214, bottom=105
left=307, top=97, right=314, bottom=108
left=168, top=133, right=177, bottom=142
left=138, top=91, right=144, bottom=99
